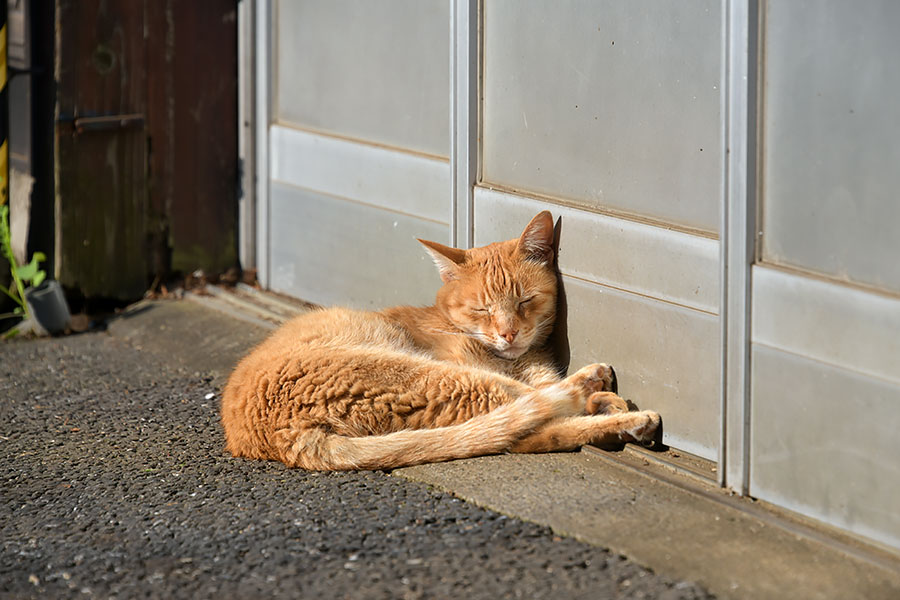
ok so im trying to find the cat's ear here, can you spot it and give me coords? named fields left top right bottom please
left=516, top=211, right=555, bottom=265
left=418, top=239, right=467, bottom=283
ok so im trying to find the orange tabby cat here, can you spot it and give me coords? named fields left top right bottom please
left=221, top=211, right=660, bottom=470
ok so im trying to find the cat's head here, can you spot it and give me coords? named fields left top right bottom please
left=419, top=211, right=558, bottom=359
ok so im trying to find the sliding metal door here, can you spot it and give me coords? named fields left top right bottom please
left=475, top=0, right=725, bottom=461
left=264, top=0, right=452, bottom=308
left=750, top=0, right=900, bottom=550
left=248, top=0, right=900, bottom=553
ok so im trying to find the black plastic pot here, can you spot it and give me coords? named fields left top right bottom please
left=25, top=280, right=71, bottom=334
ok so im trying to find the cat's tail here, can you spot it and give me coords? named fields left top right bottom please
left=272, top=384, right=578, bottom=471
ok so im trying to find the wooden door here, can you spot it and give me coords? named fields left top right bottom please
left=56, top=0, right=149, bottom=298
left=55, top=0, right=238, bottom=300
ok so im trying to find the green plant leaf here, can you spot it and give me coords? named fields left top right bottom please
left=15, top=253, right=47, bottom=285
left=15, top=261, right=37, bottom=282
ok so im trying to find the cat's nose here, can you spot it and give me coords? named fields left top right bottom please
left=501, top=330, right=518, bottom=343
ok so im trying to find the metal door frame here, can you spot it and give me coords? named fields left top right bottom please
left=721, top=0, right=759, bottom=493
left=240, top=0, right=271, bottom=287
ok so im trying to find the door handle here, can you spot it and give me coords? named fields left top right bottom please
left=72, top=113, right=145, bottom=134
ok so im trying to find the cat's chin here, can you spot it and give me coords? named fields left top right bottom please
left=491, top=346, right=528, bottom=360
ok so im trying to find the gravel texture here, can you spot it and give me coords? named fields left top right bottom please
left=1, top=331, right=713, bottom=599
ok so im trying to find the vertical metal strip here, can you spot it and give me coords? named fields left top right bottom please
left=254, top=0, right=271, bottom=287
left=237, top=0, right=257, bottom=273
left=450, top=0, right=477, bottom=249
left=718, top=0, right=730, bottom=490
left=722, top=0, right=759, bottom=494
left=449, top=0, right=457, bottom=246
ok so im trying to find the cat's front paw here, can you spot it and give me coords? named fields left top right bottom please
left=586, top=391, right=629, bottom=416
left=565, top=363, right=617, bottom=395
left=618, top=410, right=661, bottom=444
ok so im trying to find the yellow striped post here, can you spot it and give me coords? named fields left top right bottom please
left=0, top=3, right=7, bottom=207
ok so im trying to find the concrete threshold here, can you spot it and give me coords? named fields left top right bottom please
left=109, top=296, right=900, bottom=600
left=396, top=452, right=900, bottom=600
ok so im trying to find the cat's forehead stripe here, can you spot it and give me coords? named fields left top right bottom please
left=481, top=255, right=516, bottom=297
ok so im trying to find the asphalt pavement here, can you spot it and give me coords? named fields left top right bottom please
left=0, top=303, right=712, bottom=599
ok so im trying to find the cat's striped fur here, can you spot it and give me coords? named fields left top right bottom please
left=221, top=212, right=660, bottom=470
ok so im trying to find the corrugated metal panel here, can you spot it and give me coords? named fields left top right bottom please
left=751, top=1, right=900, bottom=551
left=474, top=189, right=720, bottom=460
left=474, top=188, right=719, bottom=313
left=750, top=344, right=900, bottom=551
left=752, top=266, right=900, bottom=386
left=564, top=277, right=720, bottom=460
left=274, top=0, right=450, bottom=158
left=761, top=0, right=900, bottom=293
left=270, top=126, right=449, bottom=224
left=476, top=0, right=725, bottom=460
left=269, top=183, right=447, bottom=309
left=482, top=0, right=723, bottom=232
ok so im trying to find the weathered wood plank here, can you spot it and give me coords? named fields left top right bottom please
left=55, top=0, right=149, bottom=299
left=167, top=0, right=238, bottom=275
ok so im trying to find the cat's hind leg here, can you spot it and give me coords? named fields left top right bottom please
left=269, top=363, right=622, bottom=470
left=272, top=381, right=587, bottom=470
left=507, top=410, right=660, bottom=454
left=248, top=353, right=617, bottom=470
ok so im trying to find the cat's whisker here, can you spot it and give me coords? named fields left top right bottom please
left=422, top=327, right=461, bottom=336
left=422, top=326, right=493, bottom=346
